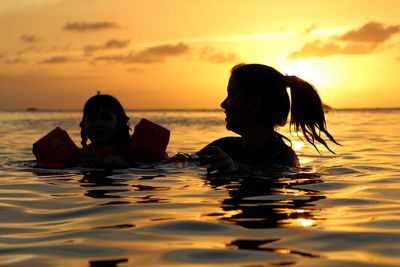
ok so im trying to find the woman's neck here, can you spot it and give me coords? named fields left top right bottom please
left=240, top=125, right=274, bottom=151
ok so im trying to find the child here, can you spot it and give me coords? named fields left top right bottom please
left=76, top=94, right=133, bottom=168
left=198, top=63, right=339, bottom=175
left=33, top=94, right=170, bottom=169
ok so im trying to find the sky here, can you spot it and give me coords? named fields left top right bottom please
left=1, top=0, right=400, bottom=110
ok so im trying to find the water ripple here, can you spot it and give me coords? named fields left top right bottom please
left=0, top=110, right=400, bottom=266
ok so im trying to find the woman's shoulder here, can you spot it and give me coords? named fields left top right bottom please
left=274, top=134, right=299, bottom=167
left=206, top=136, right=241, bottom=150
left=203, top=136, right=242, bottom=157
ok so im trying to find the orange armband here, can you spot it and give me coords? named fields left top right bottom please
left=131, top=118, right=170, bottom=162
left=32, top=127, right=79, bottom=168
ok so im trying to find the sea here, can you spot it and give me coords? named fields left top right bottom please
left=0, top=109, right=399, bottom=267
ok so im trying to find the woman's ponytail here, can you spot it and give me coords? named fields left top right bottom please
left=287, top=75, right=339, bottom=154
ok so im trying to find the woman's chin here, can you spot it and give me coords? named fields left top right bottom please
left=225, top=122, right=235, bottom=131
left=225, top=121, right=243, bottom=135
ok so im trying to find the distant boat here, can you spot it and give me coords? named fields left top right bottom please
left=322, top=103, right=332, bottom=112
left=26, top=108, right=39, bottom=111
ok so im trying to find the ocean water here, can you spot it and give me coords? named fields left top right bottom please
left=0, top=109, right=399, bottom=267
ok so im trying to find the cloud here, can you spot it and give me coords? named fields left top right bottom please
left=336, top=22, right=400, bottom=43
left=132, top=42, right=190, bottom=63
left=84, top=39, right=130, bottom=56
left=3, top=57, right=27, bottom=64
left=91, top=54, right=130, bottom=64
left=289, top=40, right=377, bottom=59
left=39, top=56, right=72, bottom=64
left=90, top=42, right=240, bottom=65
left=17, top=46, right=44, bottom=55
left=126, top=67, right=145, bottom=72
left=48, top=44, right=71, bottom=53
left=207, top=52, right=240, bottom=63
left=20, top=34, right=41, bottom=44
left=305, top=24, right=318, bottom=34
left=199, top=47, right=240, bottom=64
left=92, top=42, right=189, bottom=64
left=289, top=21, right=400, bottom=59
left=63, top=21, right=119, bottom=32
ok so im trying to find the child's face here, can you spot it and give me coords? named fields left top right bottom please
left=84, top=105, right=119, bottom=146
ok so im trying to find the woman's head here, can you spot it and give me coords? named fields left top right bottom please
left=223, top=64, right=290, bottom=130
left=79, top=94, right=131, bottom=148
left=222, top=63, right=339, bottom=153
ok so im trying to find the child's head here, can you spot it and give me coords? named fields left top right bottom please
left=79, top=94, right=131, bottom=149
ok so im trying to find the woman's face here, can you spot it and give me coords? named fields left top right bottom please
left=84, top=105, right=119, bottom=146
left=221, top=75, right=254, bottom=135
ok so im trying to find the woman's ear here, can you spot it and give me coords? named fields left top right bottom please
left=248, top=98, right=264, bottom=114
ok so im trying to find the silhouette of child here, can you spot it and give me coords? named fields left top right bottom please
left=76, top=94, right=133, bottom=168
left=198, top=63, right=339, bottom=175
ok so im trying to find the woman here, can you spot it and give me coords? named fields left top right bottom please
left=198, top=63, right=339, bottom=175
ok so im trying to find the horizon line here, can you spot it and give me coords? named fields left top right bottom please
left=1, top=107, right=400, bottom=112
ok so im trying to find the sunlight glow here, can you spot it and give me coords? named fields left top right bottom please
left=292, top=141, right=305, bottom=152
left=295, top=218, right=316, bottom=227
left=282, top=216, right=318, bottom=227
left=281, top=60, right=326, bottom=89
left=310, top=28, right=347, bottom=36
left=186, top=31, right=297, bottom=43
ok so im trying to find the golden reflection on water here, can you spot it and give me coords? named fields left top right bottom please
left=274, top=248, right=291, bottom=254
left=201, top=172, right=326, bottom=230
left=1, top=110, right=400, bottom=266
left=292, top=140, right=305, bottom=152
left=294, top=218, right=317, bottom=227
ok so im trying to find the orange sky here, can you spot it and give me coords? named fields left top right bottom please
left=1, top=0, right=400, bottom=110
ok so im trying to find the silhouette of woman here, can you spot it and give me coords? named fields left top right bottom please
left=198, top=63, right=339, bottom=175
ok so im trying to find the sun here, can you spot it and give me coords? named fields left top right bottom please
left=279, top=60, right=326, bottom=89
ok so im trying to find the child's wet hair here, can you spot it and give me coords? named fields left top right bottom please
left=79, top=94, right=131, bottom=154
